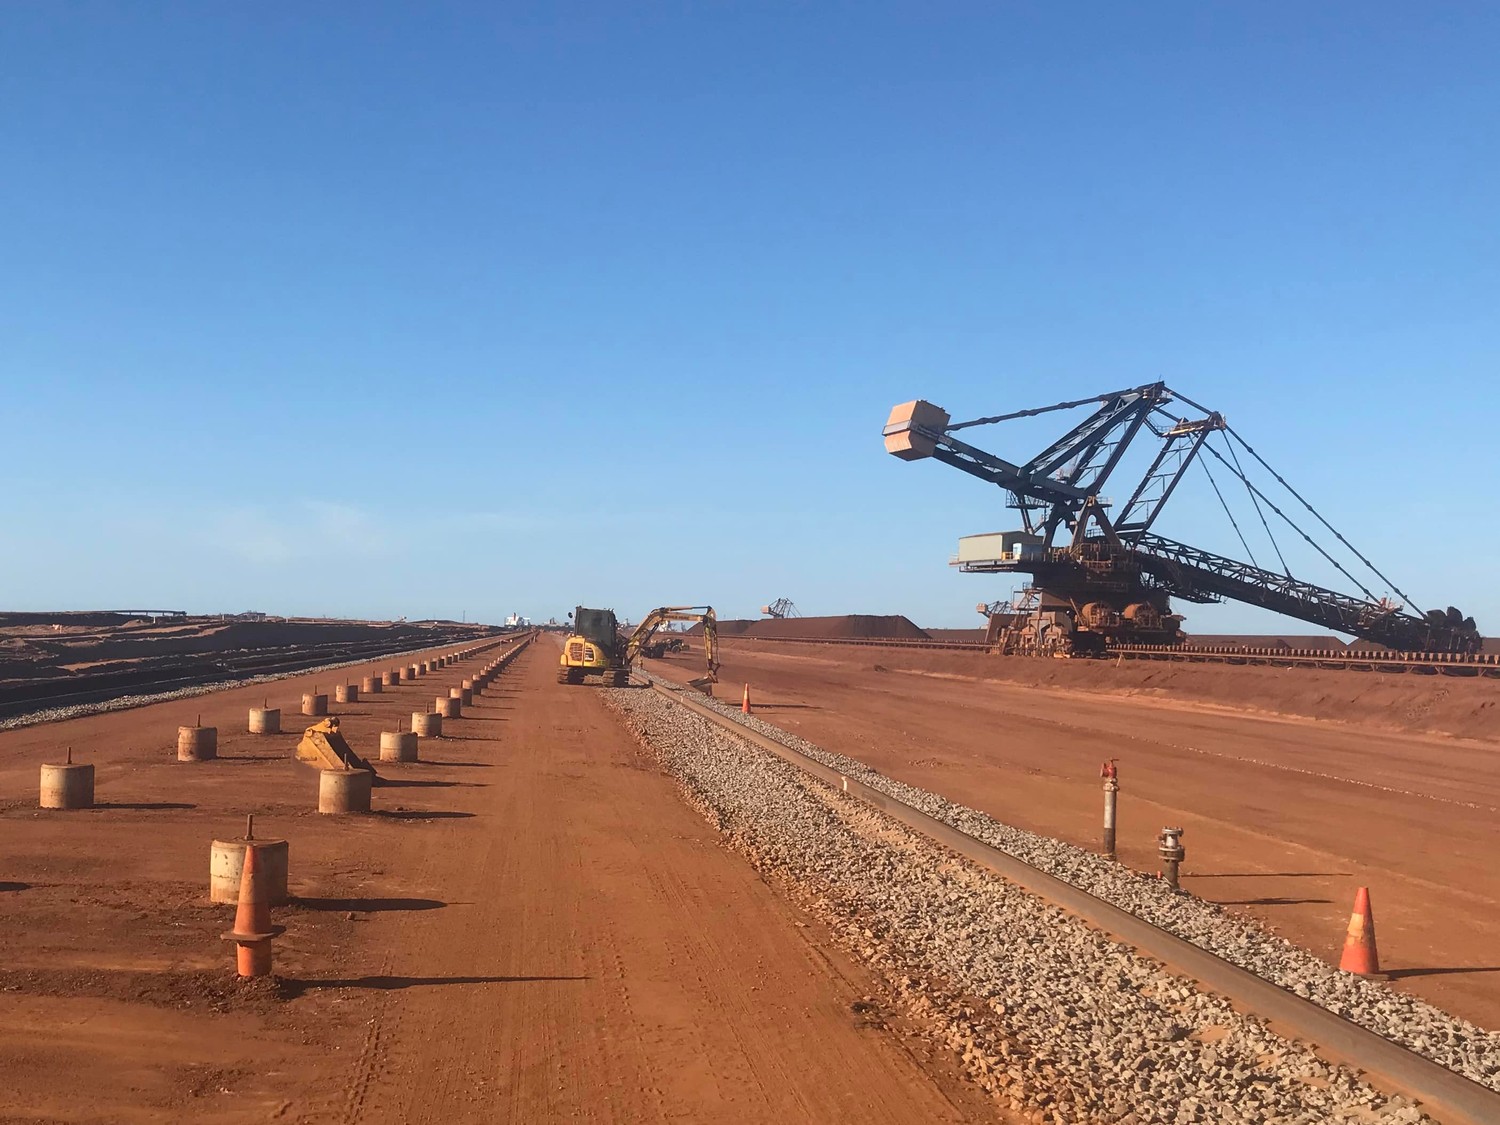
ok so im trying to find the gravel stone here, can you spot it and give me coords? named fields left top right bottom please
left=646, top=673, right=1500, bottom=1091
left=606, top=682, right=1455, bottom=1124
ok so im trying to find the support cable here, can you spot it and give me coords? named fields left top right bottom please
left=1224, top=434, right=1291, bottom=577
left=1199, top=443, right=1383, bottom=604
left=1222, top=426, right=1423, bottom=616
left=948, top=384, right=1156, bottom=431
left=1199, top=457, right=1261, bottom=571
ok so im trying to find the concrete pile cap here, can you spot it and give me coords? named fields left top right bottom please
left=177, top=724, right=218, bottom=761
left=247, top=706, right=281, bottom=734
left=318, top=767, right=374, bottom=814
left=210, top=819, right=290, bottom=906
left=379, top=730, right=419, bottom=761
left=39, top=750, right=95, bottom=809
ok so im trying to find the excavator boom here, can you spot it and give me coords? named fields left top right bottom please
left=627, top=606, right=720, bottom=683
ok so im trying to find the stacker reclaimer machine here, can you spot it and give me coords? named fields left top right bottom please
left=884, top=383, right=1479, bottom=656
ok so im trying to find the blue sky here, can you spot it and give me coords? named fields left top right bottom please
left=2, top=3, right=1496, bottom=631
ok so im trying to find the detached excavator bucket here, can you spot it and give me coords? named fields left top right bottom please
left=296, top=718, right=380, bottom=779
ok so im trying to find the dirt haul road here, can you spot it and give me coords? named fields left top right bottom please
left=0, top=640, right=1006, bottom=1123
left=649, top=640, right=1500, bottom=1033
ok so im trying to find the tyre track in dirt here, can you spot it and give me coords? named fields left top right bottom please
left=335, top=643, right=1009, bottom=1124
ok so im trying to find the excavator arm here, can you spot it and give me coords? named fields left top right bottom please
left=626, top=606, right=720, bottom=683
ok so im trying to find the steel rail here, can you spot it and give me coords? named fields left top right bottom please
left=648, top=680, right=1500, bottom=1125
left=1108, top=645, right=1500, bottom=676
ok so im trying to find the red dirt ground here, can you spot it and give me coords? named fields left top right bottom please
left=648, top=639, right=1500, bottom=1031
left=0, top=639, right=1011, bottom=1123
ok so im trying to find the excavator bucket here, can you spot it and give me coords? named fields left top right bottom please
left=296, top=718, right=380, bottom=779
left=685, top=673, right=716, bottom=697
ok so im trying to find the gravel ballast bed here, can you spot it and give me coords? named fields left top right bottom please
left=650, top=675, right=1500, bottom=1093
left=609, top=684, right=1450, bottom=1123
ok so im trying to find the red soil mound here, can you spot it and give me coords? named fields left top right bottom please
left=748, top=615, right=929, bottom=640
left=691, top=615, right=929, bottom=639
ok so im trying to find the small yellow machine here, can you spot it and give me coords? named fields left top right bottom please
left=295, top=718, right=379, bottom=775
left=558, top=605, right=719, bottom=689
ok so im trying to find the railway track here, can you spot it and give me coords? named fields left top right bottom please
left=0, top=630, right=503, bottom=722
left=643, top=676, right=1500, bottom=1125
left=731, top=634, right=1500, bottom=676
left=1108, top=643, right=1500, bottom=676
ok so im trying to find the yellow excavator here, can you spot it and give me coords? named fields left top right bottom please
left=558, top=605, right=719, bottom=689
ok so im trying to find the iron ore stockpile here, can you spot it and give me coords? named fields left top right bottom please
left=696, top=613, right=933, bottom=640
left=0, top=613, right=496, bottom=726
left=607, top=677, right=1499, bottom=1125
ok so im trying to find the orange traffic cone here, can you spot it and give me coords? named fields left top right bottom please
left=1338, top=886, right=1383, bottom=977
left=221, top=842, right=285, bottom=978
left=742, top=684, right=752, bottom=714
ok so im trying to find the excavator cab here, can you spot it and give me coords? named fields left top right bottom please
left=557, top=607, right=621, bottom=685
